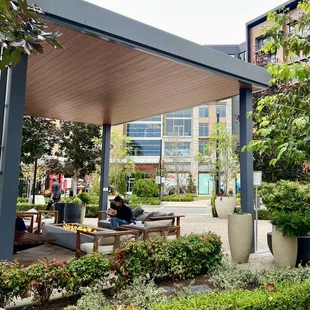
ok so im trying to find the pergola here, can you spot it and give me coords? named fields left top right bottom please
left=0, top=0, right=270, bottom=259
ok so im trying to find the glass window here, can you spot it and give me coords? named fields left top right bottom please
left=139, top=116, right=161, bottom=122
left=165, top=119, right=191, bottom=136
left=166, top=109, right=192, bottom=118
left=128, top=140, right=161, bottom=156
left=164, top=142, right=191, bottom=157
left=127, top=123, right=161, bottom=138
left=199, top=105, right=209, bottom=118
left=199, top=124, right=209, bottom=137
left=216, top=104, right=226, bottom=118
left=199, top=141, right=209, bottom=155
left=256, top=35, right=272, bottom=51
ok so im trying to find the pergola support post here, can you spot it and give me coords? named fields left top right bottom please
left=239, top=87, right=255, bottom=253
left=99, top=124, right=111, bottom=219
left=0, top=55, right=28, bottom=260
left=0, top=69, right=7, bottom=151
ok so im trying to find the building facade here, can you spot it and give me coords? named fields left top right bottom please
left=113, top=0, right=300, bottom=195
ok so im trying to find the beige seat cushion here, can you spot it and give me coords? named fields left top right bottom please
left=98, top=233, right=136, bottom=245
left=141, top=220, right=172, bottom=239
left=80, top=243, right=114, bottom=254
left=24, top=220, right=38, bottom=232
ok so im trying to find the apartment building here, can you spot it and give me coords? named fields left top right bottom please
left=114, top=0, right=300, bottom=195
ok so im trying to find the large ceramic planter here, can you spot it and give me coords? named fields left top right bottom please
left=216, top=197, right=236, bottom=219
left=228, top=213, right=253, bottom=263
left=272, top=225, right=297, bottom=268
left=64, top=203, right=82, bottom=223
left=55, top=203, right=65, bottom=224
left=267, top=232, right=310, bottom=266
left=78, top=205, right=87, bottom=224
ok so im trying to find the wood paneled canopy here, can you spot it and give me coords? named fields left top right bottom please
left=26, top=0, right=270, bottom=126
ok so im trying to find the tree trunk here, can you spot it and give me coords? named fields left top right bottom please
left=72, top=170, right=78, bottom=196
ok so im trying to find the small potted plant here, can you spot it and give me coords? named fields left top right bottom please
left=228, top=208, right=253, bottom=263
left=77, top=192, right=91, bottom=224
left=63, top=197, right=82, bottom=223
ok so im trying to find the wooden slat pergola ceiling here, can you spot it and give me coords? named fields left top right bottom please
left=24, top=1, right=270, bottom=126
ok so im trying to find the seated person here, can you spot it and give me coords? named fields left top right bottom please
left=15, top=217, right=27, bottom=232
left=109, top=196, right=135, bottom=229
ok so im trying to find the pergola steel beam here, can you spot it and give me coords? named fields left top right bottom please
left=0, top=55, right=28, bottom=260
left=239, top=87, right=254, bottom=253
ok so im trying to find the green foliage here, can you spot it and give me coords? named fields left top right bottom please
left=127, top=195, right=161, bottom=206
left=26, top=259, right=70, bottom=304
left=67, top=252, right=110, bottom=293
left=111, top=233, right=223, bottom=285
left=259, top=181, right=310, bottom=236
left=260, top=181, right=310, bottom=213
left=211, top=194, right=218, bottom=217
left=16, top=203, right=46, bottom=211
left=116, top=173, right=127, bottom=196
left=187, top=174, right=197, bottom=194
left=0, top=261, right=28, bottom=308
left=235, top=207, right=272, bottom=220
left=0, top=0, right=62, bottom=70
left=17, top=197, right=28, bottom=203
left=210, top=260, right=310, bottom=291
left=21, top=117, right=59, bottom=164
left=62, top=197, right=82, bottom=205
left=197, top=123, right=239, bottom=195
left=150, top=282, right=310, bottom=310
left=132, top=179, right=159, bottom=197
left=162, top=193, right=194, bottom=202
left=246, top=1, right=310, bottom=166
left=77, top=192, right=91, bottom=205
left=271, top=211, right=310, bottom=237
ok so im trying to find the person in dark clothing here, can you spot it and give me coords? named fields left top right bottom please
left=46, top=177, right=61, bottom=210
left=110, top=196, right=135, bottom=229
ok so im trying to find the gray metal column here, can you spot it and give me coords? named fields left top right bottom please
left=0, top=55, right=28, bottom=260
left=239, top=87, right=254, bottom=253
left=99, top=124, right=111, bottom=218
left=0, top=69, right=7, bottom=151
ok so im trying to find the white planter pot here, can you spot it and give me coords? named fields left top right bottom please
left=79, top=205, right=86, bottom=224
left=228, top=213, right=253, bottom=263
left=215, top=197, right=236, bottom=219
left=272, top=225, right=297, bottom=268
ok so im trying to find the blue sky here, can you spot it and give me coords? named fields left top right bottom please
left=86, top=0, right=287, bottom=44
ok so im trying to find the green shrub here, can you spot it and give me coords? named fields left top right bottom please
left=271, top=211, right=310, bottom=237
left=0, top=261, right=28, bottom=308
left=88, top=195, right=99, bottom=204
left=27, top=259, right=70, bottom=305
left=77, top=192, right=92, bottom=205
left=128, top=194, right=161, bottom=205
left=17, top=197, right=28, bottom=203
left=67, top=252, right=110, bottom=292
left=210, top=260, right=310, bottom=291
left=260, top=181, right=310, bottom=213
left=150, top=281, right=310, bottom=310
left=85, top=204, right=99, bottom=218
left=234, top=208, right=272, bottom=220
left=132, top=179, right=159, bottom=197
left=187, top=174, right=197, bottom=194
left=162, top=193, right=194, bottom=202
left=111, top=233, right=223, bottom=285
left=211, top=194, right=218, bottom=217
left=16, top=203, right=46, bottom=211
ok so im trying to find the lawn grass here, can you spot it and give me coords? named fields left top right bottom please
left=193, top=195, right=212, bottom=201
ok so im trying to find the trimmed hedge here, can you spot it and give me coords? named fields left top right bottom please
left=235, top=207, right=272, bottom=220
left=16, top=203, right=46, bottom=211
left=150, top=282, right=310, bottom=310
left=111, top=233, right=223, bottom=284
left=162, top=193, right=194, bottom=202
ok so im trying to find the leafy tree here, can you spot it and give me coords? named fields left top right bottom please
left=21, top=116, right=59, bottom=164
left=0, top=0, right=62, bottom=69
left=56, top=121, right=101, bottom=195
left=197, top=123, right=239, bottom=195
left=187, top=173, right=197, bottom=194
left=246, top=0, right=310, bottom=167
left=107, top=130, right=135, bottom=194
